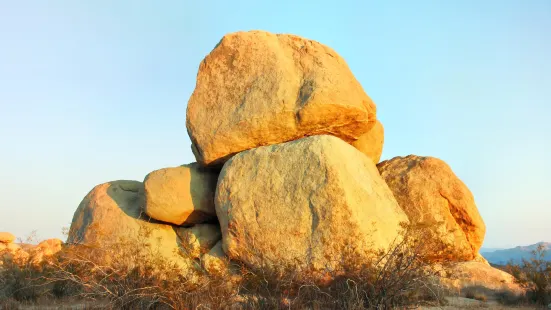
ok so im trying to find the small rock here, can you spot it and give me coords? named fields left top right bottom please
left=144, top=163, right=219, bottom=225
left=0, top=232, right=15, bottom=243
left=201, top=241, right=227, bottom=275
left=177, top=224, right=221, bottom=258
left=351, top=119, right=384, bottom=164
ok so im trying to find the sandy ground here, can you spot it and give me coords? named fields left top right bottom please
left=420, top=296, right=542, bottom=309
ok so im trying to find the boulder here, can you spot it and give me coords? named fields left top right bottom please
left=377, top=155, right=486, bottom=261
left=215, top=135, right=408, bottom=274
left=187, top=30, right=377, bottom=166
left=67, top=180, right=193, bottom=270
left=144, top=163, right=219, bottom=225
left=440, top=261, right=523, bottom=296
left=176, top=224, right=221, bottom=258
left=351, top=119, right=384, bottom=164
left=0, top=232, right=15, bottom=243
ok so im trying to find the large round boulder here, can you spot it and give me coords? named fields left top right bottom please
left=377, top=155, right=486, bottom=261
left=67, top=180, right=193, bottom=270
left=187, top=30, right=377, bottom=166
left=215, top=135, right=408, bottom=275
left=144, top=163, right=219, bottom=225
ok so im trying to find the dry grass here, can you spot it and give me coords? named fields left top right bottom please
left=0, top=223, right=457, bottom=309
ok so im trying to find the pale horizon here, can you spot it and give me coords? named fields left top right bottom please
left=1, top=1, right=550, bottom=249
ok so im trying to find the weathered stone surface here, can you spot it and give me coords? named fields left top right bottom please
left=0, top=232, right=15, bottom=243
left=377, top=155, right=486, bottom=261
left=67, top=180, right=192, bottom=270
left=201, top=241, right=227, bottom=275
left=144, top=163, right=218, bottom=225
left=473, top=253, right=489, bottom=265
left=440, top=261, right=523, bottom=295
left=0, top=243, right=30, bottom=266
left=216, top=135, right=408, bottom=274
left=187, top=30, right=377, bottom=166
left=351, top=119, right=384, bottom=164
left=176, top=224, right=221, bottom=258
left=29, top=239, right=63, bottom=265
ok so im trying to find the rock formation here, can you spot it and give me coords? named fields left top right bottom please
left=351, top=119, right=384, bottom=164
left=62, top=30, right=515, bottom=294
left=0, top=232, right=15, bottom=244
left=0, top=234, right=62, bottom=267
left=377, top=155, right=486, bottom=261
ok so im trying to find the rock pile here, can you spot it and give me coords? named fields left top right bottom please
left=67, top=30, right=504, bottom=290
left=0, top=232, right=63, bottom=267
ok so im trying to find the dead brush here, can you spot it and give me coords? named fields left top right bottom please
left=1, top=223, right=455, bottom=309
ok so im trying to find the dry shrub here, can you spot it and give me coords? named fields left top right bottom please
left=0, top=223, right=453, bottom=309
left=464, top=288, right=488, bottom=302
left=506, top=244, right=551, bottom=306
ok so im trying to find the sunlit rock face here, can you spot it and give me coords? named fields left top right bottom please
left=378, top=155, right=486, bottom=262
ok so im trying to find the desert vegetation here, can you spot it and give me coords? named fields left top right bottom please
left=0, top=224, right=456, bottom=309
left=505, top=244, right=551, bottom=306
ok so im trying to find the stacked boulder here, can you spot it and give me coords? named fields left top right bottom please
left=1, top=232, right=63, bottom=267
left=68, top=31, right=498, bottom=287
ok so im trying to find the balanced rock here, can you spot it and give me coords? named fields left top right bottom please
left=351, top=119, right=384, bottom=164
left=67, top=180, right=193, bottom=270
left=176, top=223, right=221, bottom=258
left=29, top=239, right=63, bottom=265
left=144, top=163, right=218, bottom=225
left=0, top=232, right=15, bottom=243
left=377, top=155, right=486, bottom=261
left=187, top=30, right=377, bottom=166
left=216, top=135, right=408, bottom=274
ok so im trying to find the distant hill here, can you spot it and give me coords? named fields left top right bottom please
left=481, top=242, right=551, bottom=265
left=480, top=247, right=505, bottom=253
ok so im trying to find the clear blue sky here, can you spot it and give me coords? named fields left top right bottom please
left=0, top=1, right=549, bottom=248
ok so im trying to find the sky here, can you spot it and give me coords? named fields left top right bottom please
left=0, top=1, right=549, bottom=248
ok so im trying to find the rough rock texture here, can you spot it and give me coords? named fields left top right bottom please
left=201, top=241, right=227, bottom=275
left=29, top=239, right=63, bottom=265
left=351, top=120, right=384, bottom=164
left=473, top=253, right=489, bottom=265
left=377, top=155, right=486, bottom=261
left=144, top=163, right=219, bottom=225
left=187, top=30, right=377, bottom=166
left=67, top=180, right=193, bottom=270
left=176, top=224, right=222, bottom=258
left=216, top=135, right=408, bottom=274
left=0, top=243, right=30, bottom=266
left=440, top=261, right=523, bottom=295
left=0, top=232, right=15, bottom=243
